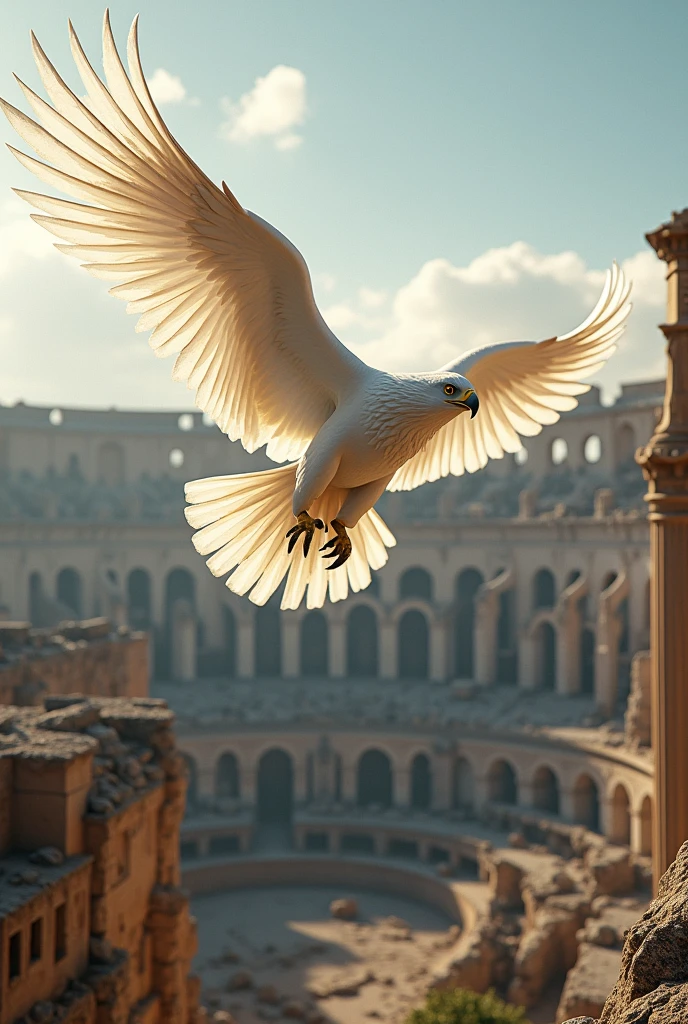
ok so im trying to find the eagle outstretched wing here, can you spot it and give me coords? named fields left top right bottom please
left=1, top=12, right=365, bottom=463
left=388, top=263, right=631, bottom=491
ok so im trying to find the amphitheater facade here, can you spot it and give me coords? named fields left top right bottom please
left=0, top=377, right=661, bottom=879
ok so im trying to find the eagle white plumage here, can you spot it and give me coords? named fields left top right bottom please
left=1, top=12, right=632, bottom=610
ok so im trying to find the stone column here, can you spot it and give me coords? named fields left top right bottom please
left=380, top=618, right=396, bottom=679
left=555, top=574, right=587, bottom=695
left=637, top=209, right=688, bottom=889
left=329, top=619, right=346, bottom=678
left=594, top=571, right=629, bottom=716
left=170, top=598, right=196, bottom=682
left=282, top=617, right=300, bottom=678
left=474, top=568, right=514, bottom=686
left=429, top=617, right=448, bottom=681
left=237, top=615, right=255, bottom=677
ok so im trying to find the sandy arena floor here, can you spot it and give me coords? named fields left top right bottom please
left=192, top=884, right=460, bottom=1023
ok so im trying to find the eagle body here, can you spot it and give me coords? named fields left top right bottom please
left=0, top=12, right=632, bottom=609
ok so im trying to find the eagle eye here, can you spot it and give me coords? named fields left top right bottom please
left=443, top=384, right=456, bottom=396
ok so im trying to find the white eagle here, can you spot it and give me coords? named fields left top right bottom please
left=1, top=13, right=631, bottom=610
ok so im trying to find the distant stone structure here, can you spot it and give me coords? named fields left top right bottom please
left=0, top=695, right=200, bottom=1024
left=0, top=619, right=148, bottom=708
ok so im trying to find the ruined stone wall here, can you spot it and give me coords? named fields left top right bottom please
left=0, top=620, right=148, bottom=707
left=0, top=695, right=200, bottom=1024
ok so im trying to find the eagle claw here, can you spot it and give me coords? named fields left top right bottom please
left=320, top=518, right=352, bottom=569
left=286, top=511, right=324, bottom=557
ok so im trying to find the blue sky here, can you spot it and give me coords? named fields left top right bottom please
left=0, top=0, right=686, bottom=410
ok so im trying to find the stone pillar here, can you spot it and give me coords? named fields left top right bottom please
left=429, top=618, right=447, bottom=681
left=518, top=629, right=537, bottom=690
left=237, top=615, right=255, bottom=677
left=594, top=571, right=629, bottom=716
left=282, top=617, right=300, bottom=678
left=474, top=568, right=514, bottom=686
left=329, top=619, right=346, bottom=678
left=394, top=767, right=411, bottom=808
left=432, top=753, right=453, bottom=811
left=637, top=208, right=688, bottom=889
left=624, top=649, right=651, bottom=748
left=555, top=574, right=587, bottom=695
left=170, top=598, right=196, bottom=682
left=380, top=618, right=396, bottom=679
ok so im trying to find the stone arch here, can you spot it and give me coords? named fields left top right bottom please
left=346, top=605, right=379, bottom=677
left=357, top=749, right=392, bottom=809
left=535, top=621, right=556, bottom=689
left=399, top=567, right=433, bottom=602
left=533, top=568, right=556, bottom=610
left=98, top=441, right=125, bottom=487
left=640, top=795, right=652, bottom=856
left=257, top=749, right=293, bottom=824
left=410, top=753, right=432, bottom=810
left=615, top=422, right=636, bottom=464
left=255, top=597, right=282, bottom=677
left=165, top=568, right=196, bottom=680
left=454, top=568, right=484, bottom=677
left=580, top=628, right=595, bottom=694
left=452, top=757, right=475, bottom=811
left=300, top=611, right=329, bottom=676
left=56, top=567, right=83, bottom=618
left=127, top=568, right=151, bottom=630
left=397, top=608, right=429, bottom=679
left=572, top=773, right=600, bottom=832
left=487, top=759, right=518, bottom=805
left=532, top=765, right=560, bottom=814
left=215, top=752, right=240, bottom=800
left=610, top=782, right=631, bottom=845
left=181, top=753, right=198, bottom=809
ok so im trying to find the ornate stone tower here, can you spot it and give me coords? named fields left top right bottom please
left=637, top=208, right=688, bottom=890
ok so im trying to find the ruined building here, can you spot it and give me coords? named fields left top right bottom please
left=0, top=684, right=200, bottom=1024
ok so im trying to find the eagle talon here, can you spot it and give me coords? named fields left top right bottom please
left=320, top=518, right=352, bottom=569
left=286, top=511, right=324, bottom=557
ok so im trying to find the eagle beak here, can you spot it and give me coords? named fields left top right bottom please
left=462, top=390, right=479, bottom=418
left=446, top=390, right=479, bottom=418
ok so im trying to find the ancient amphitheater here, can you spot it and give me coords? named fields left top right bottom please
left=0, top=377, right=662, bottom=1022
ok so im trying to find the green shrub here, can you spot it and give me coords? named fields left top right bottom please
left=405, top=987, right=530, bottom=1024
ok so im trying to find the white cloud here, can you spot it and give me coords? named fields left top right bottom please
left=148, top=68, right=188, bottom=105
left=359, top=287, right=388, bottom=309
left=220, top=65, right=307, bottom=150
left=331, top=243, right=665, bottom=402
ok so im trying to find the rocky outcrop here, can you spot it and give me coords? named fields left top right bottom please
left=562, top=840, right=688, bottom=1023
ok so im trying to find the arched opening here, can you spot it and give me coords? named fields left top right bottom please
left=532, top=766, right=560, bottom=815
left=535, top=621, right=556, bottom=690
left=640, top=795, right=652, bottom=856
left=584, top=434, right=602, bottom=464
left=182, top=754, right=198, bottom=810
left=497, top=588, right=517, bottom=684
left=57, top=567, right=83, bottom=618
left=550, top=438, right=568, bottom=466
left=257, top=749, right=293, bottom=824
left=487, top=759, right=518, bottom=805
left=572, top=774, right=600, bottom=832
left=611, top=783, right=631, bottom=846
left=98, top=441, right=125, bottom=487
left=533, top=569, right=556, bottom=610
left=452, top=757, right=474, bottom=811
left=357, top=749, right=392, bottom=809
left=410, top=753, right=432, bottom=810
left=127, top=568, right=151, bottom=630
left=580, top=628, right=595, bottom=695
left=399, top=568, right=433, bottom=602
left=346, top=606, right=379, bottom=677
left=255, top=598, right=282, bottom=677
left=223, top=607, right=237, bottom=677
left=397, top=609, right=429, bottom=679
left=616, top=423, right=636, bottom=464
left=454, top=568, right=484, bottom=677
left=216, top=753, right=240, bottom=800
left=28, top=571, right=43, bottom=625
left=300, top=611, right=329, bottom=676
